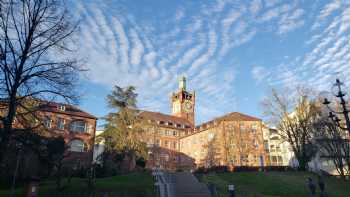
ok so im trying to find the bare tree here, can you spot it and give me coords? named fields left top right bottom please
left=315, top=113, right=350, bottom=179
left=0, top=0, right=81, bottom=162
left=262, top=88, right=319, bottom=170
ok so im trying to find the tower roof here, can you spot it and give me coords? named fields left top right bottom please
left=179, top=76, right=186, bottom=91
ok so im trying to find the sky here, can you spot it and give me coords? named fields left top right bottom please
left=67, top=0, right=350, bottom=127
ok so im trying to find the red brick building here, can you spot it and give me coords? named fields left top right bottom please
left=0, top=100, right=97, bottom=166
left=140, top=77, right=266, bottom=170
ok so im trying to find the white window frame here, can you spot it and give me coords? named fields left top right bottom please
left=57, top=117, right=65, bottom=130
left=44, top=117, right=52, bottom=128
left=69, top=139, right=86, bottom=152
left=70, top=120, right=87, bottom=133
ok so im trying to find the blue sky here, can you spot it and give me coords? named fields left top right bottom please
left=67, top=0, right=350, bottom=127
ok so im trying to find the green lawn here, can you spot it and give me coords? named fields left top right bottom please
left=198, top=171, right=350, bottom=197
left=0, top=172, right=156, bottom=197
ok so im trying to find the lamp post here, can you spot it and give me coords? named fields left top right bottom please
left=322, top=78, right=350, bottom=134
left=10, top=141, right=23, bottom=197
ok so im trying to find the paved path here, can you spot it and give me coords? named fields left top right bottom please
left=167, top=172, right=211, bottom=197
left=153, top=170, right=211, bottom=197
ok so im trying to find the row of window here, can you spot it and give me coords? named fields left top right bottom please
left=150, top=120, right=191, bottom=129
left=229, top=155, right=261, bottom=164
left=226, top=123, right=259, bottom=132
left=44, top=117, right=90, bottom=133
left=155, top=139, right=178, bottom=149
left=159, top=130, right=178, bottom=136
left=228, top=140, right=260, bottom=149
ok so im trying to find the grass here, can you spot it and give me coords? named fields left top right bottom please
left=0, top=171, right=156, bottom=197
left=198, top=171, right=350, bottom=197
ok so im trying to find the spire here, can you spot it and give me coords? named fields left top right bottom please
left=179, top=76, right=186, bottom=91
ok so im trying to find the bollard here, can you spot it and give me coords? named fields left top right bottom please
left=228, top=184, right=235, bottom=197
left=26, top=177, right=40, bottom=197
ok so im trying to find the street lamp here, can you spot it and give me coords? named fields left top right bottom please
left=10, top=141, right=23, bottom=197
left=322, top=78, right=350, bottom=134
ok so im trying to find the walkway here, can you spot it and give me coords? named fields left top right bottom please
left=154, top=170, right=211, bottom=197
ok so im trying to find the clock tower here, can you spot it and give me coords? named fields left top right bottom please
left=171, top=76, right=195, bottom=126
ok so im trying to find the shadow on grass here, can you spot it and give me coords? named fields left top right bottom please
left=0, top=172, right=156, bottom=197
left=198, top=171, right=350, bottom=197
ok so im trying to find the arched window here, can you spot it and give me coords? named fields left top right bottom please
left=69, top=139, right=87, bottom=152
left=70, top=120, right=87, bottom=133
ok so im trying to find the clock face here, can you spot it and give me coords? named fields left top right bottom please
left=184, top=101, right=192, bottom=112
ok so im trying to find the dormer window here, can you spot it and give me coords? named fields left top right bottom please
left=176, top=124, right=181, bottom=128
left=58, top=105, right=66, bottom=111
left=167, top=122, right=173, bottom=126
left=159, top=121, right=165, bottom=125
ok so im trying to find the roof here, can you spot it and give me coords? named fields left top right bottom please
left=0, top=98, right=97, bottom=119
left=139, top=111, right=193, bottom=128
left=217, top=112, right=261, bottom=122
left=178, top=112, right=262, bottom=138
left=39, top=101, right=97, bottom=119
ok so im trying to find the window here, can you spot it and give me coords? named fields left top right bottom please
left=239, top=123, right=245, bottom=131
left=164, top=140, right=169, bottom=148
left=276, top=145, right=281, bottom=152
left=44, top=116, right=52, bottom=128
left=172, top=141, right=177, bottom=149
left=167, top=122, right=173, bottom=126
left=208, top=133, right=214, bottom=140
left=227, top=123, right=234, bottom=131
left=176, top=124, right=181, bottom=128
left=69, top=139, right=86, bottom=152
left=57, top=118, right=65, bottom=130
left=70, top=120, right=87, bottom=133
left=240, top=155, right=248, bottom=163
left=173, top=131, right=177, bottom=136
left=252, top=124, right=257, bottom=132
left=159, top=121, right=165, bottom=125
left=58, top=105, right=66, bottom=111
left=253, top=140, right=259, bottom=148
left=264, top=140, right=269, bottom=151
left=156, top=139, right=161, bottom=146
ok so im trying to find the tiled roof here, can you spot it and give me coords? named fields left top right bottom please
left=39, top=102, right=97, bottom=119
left=188, top=112, right=261, bottom=134
left=139, top=111, right=193, bottom=128
left=0, top=98, right=97, bottom=119
left=218, top=112, right=261, bottom=121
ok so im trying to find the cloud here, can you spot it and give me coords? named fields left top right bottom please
left=129, top=29, right=144, bottom=66
left=175, top=7, right=185, bottom=21
left=278, top=8, right=305, bottom=34
left=266, top=2, right=350, bottom=92
left=252, top=66, right=270, bottom=84
left=250, top=0, right=262, bottom=15
left=319, top=0, right=342, bottom=19
left=71, top=0, right=324, bottom=123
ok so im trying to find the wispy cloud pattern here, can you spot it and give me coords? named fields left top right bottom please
left=69, top=0, right=350, bottom=123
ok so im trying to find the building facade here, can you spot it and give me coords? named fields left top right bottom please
left=140, top=77, right=266, bottom=170
left=262, top=125, right=295, bottom=167
left=0, top=100, right=97, bottom=166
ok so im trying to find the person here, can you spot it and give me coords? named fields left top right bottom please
left=318, top=175, right=326, bottom=197
left=307, top=177, right=316, bottom=197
